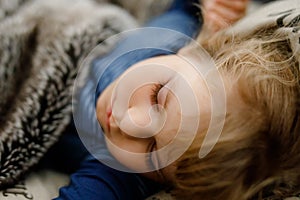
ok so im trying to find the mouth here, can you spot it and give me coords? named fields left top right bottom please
left=106, top=106, right=112, bottom=132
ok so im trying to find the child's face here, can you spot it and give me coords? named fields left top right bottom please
left=96, top=54, right=212, bottom=182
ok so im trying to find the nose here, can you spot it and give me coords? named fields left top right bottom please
left=117, top=105, right=163, bottom=139
left=127, top=106, right=151, bottom=127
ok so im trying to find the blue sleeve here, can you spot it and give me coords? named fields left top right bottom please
left=54, top=158, right=161, bottom=200
left=146, top=0, right=201, bottom=33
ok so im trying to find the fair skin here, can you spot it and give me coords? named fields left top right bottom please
left=199, top=0, right=249, bottom=42
left=202, top=0, right=249, bottom=33
left=96, top=0, right=248, bottom=182
left=96, top=54, right=211, bottom=182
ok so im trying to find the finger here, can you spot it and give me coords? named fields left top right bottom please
left=215, top=0, right=249, bottom=12
left=204, top=12, right=229, bottom=32
left=207, top=5, right=244, bottom=24
left=203, top=0, right=247, bottom=22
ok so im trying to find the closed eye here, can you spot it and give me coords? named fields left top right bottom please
left=150, top=84, right=163, bottom=105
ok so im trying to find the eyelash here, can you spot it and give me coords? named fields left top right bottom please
left=147, top=84, right=163, bottom=170
left=150, top=84, right=163, bottom=105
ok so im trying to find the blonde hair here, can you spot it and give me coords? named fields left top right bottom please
left=174, top=25, right=300, bottom=200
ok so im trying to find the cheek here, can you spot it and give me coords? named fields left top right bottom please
left=104, top=137, right=150, bottom=172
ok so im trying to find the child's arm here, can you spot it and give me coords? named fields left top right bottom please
left=199, top=0, right=249, bottom=42
left=54, top=159, right=160, bottom=200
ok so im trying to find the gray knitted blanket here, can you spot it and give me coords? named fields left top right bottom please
left=0, top=0, right=149, bottom=188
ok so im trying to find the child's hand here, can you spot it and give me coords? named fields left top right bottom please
left=202, top=0, right=249, bottom=33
